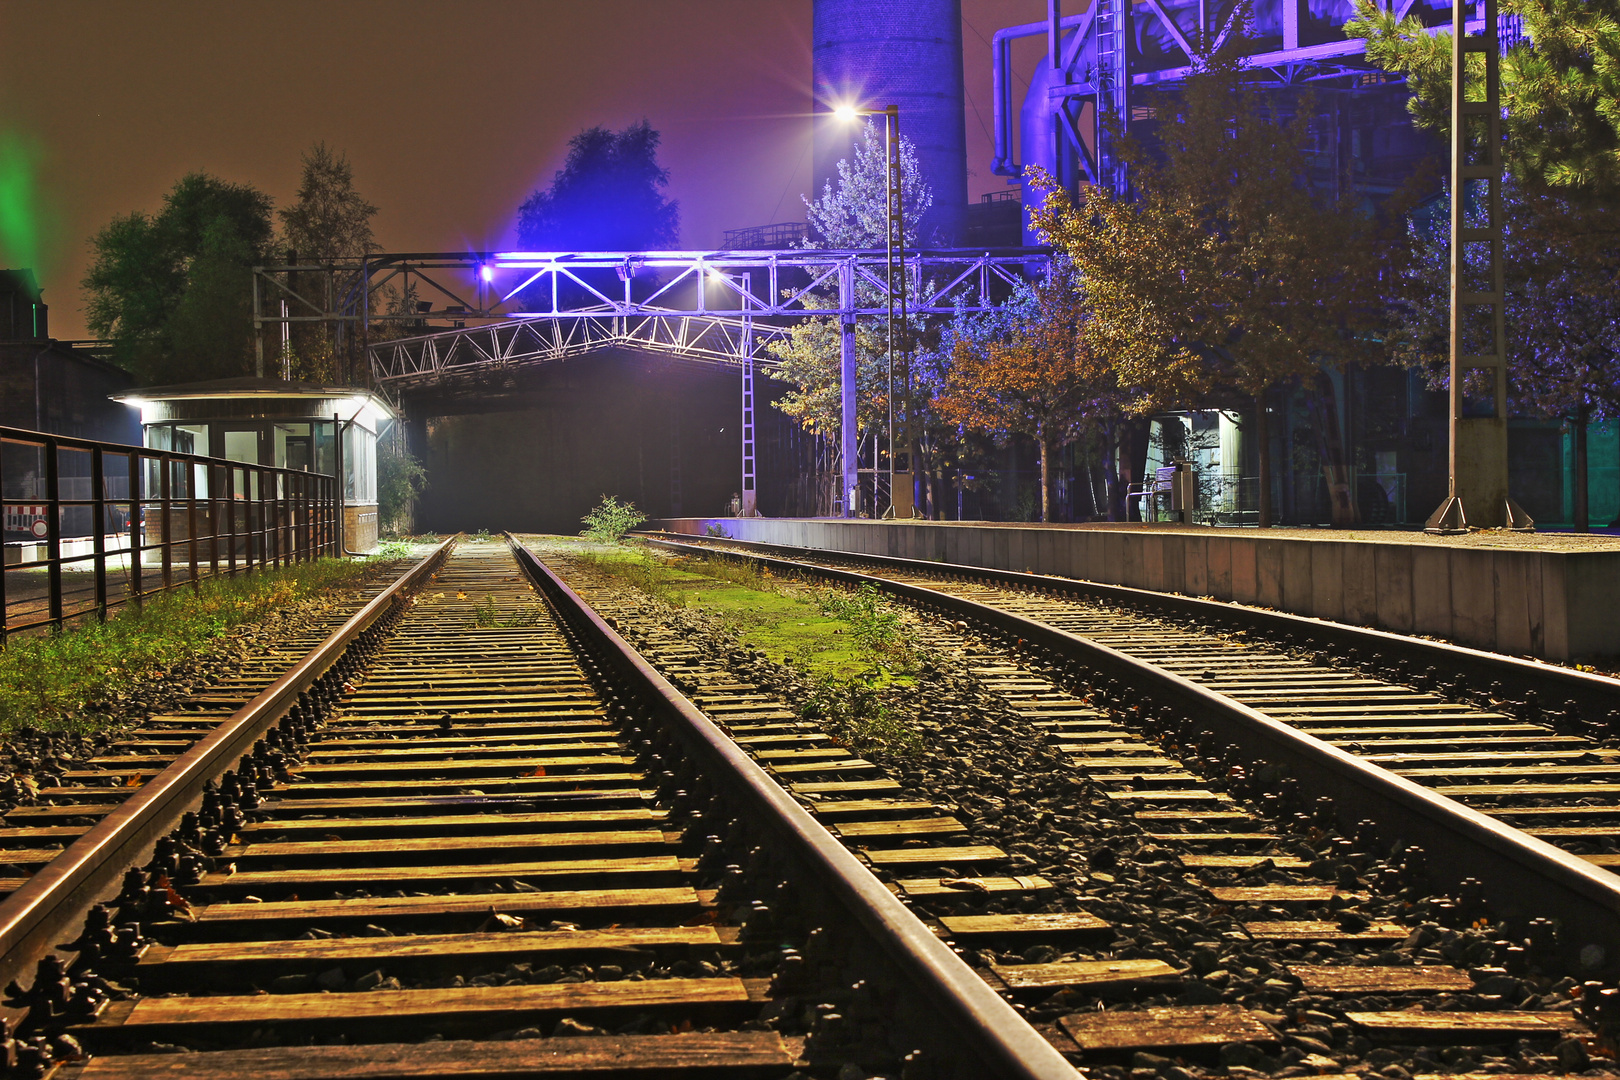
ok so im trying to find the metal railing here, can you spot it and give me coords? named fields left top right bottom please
left=2, top=426, right=339, bottom=640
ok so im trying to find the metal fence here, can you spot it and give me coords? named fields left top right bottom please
left=2, top=425, right=339, bottom=640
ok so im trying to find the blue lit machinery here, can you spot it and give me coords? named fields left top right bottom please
left=993, top=0, right=1485, bottom=244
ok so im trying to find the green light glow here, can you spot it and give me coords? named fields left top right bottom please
left=0, top=129, right=49, bottom=275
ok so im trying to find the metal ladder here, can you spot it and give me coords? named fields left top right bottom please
left=1093, top=0, right=1129, bottom=194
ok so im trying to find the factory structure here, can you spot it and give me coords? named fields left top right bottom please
left=799, top=0, right=1610, bottom=529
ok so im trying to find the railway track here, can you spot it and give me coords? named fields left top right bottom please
left=635, top=535, right=1620, bottom=924
left=0, top=559, right=419, bottom=901
left=520, top=532, right=1620, bottom=1074
left=0, top=537, right=1076, bottom=1079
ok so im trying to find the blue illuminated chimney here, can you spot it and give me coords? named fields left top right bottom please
left=812, top=0, right=969, bottom=246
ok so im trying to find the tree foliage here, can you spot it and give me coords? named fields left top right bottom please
left=1031, top=53, right=1407, bottom=525
left=377, top=434, right=429, bottom=537
left=516, top=122, right=679, bottom=250
left=804, top=120, right=932, bottom=249
left=768, top=121, right=935, bottom=511
left=1346, top=0, right=1620, bottom=196
left=275, top=143, right=381, bottom=383
left=83, top=173, right=274, bottom=384
left=279, top=143, right=379, bottom=262
left=935, top=261, right=1116, bottom=521
left=766, top=295, right=891, bottom=442
left=1390, top=181, right=1620, bottom=527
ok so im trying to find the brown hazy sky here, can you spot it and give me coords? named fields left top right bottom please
left=2, top=0, right=1057, bottom=339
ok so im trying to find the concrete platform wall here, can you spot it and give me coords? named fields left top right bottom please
left=649, top=519, right=1620, bottom=661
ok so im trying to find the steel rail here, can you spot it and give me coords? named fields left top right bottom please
left=506, top=535, right=1081, bottom=1080
left=641, top=535, right=1620, bottom=971
left=639, top=532, right=1620, bottom=720
left=0, top=537, right=455, bottom=995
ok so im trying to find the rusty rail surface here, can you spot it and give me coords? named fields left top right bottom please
left=0, top=536, right=454, bottom=996
left=2, top=425, right=340, bottom=639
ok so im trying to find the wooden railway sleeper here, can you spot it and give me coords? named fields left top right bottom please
left=0, top=545, right=451, bottom=1077
left=509, top=538, right=1080, bottom=1079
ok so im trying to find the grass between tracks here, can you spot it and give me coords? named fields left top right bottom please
left=0, top=558, right=380, bottom=735
left=561, top=539, right=923, bottom=757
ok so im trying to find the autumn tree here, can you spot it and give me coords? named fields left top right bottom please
left=803, top=120, right=933, bottom=249
left=280, top=143, right=378, bottom=262
left=274, top=143, right=380, bottom=382
left=1032, top=52, right=1405, bottom=527
left=935, top=260, right=1115, bottom=521
left=1350, top=0, right=1620, bottom=526
left=84, top=172, right=274, bottom=384
left=768, top=296, right=890, bottom=443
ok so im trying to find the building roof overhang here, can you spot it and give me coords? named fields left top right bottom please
left=109, top=378, right=396, bottom=424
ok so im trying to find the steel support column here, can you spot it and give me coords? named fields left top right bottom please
left=840, top=262, right=859, bottom=518
left=1426, top=0, right=1530, bottom=533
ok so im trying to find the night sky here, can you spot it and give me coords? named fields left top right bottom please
left=2, top=1, right=1056, bottom=340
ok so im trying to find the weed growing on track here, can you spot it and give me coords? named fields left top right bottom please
left=556, top=538, right=922, bottom=757
left=471, top=595, right=545, bottom=629
left=580, top=496, right=647, bottom=543
left=800, top=670, right=922, bottom=758
left=0, top=559, right=375, bottom=735
left=814, top=583, right=908, bottom=653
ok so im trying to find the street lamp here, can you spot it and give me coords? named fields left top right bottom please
left=833, top=103, right=909, bottom=520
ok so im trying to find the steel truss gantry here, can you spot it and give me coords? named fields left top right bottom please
left=252, top=248, right=1046, bottom=516
left=357, top=248, right=1039, bottom=383
left=252, top=249, right=1040, bottom=382
left=367, top=312, right=773, bottom=387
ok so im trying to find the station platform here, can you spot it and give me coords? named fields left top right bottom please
left=647, top=518, right=1620, bottom=662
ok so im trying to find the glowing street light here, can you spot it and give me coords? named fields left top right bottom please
left=833, top=103, right=909, bottom=519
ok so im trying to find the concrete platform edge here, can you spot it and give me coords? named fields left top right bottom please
left=646, top=519, right=1620, bottom=661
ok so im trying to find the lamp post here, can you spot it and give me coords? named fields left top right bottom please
left=833, top=103, right=910, bottom=520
